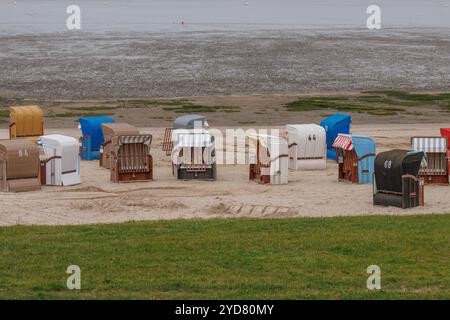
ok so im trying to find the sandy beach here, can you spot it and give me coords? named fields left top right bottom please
left=1, top=122, right=448, bottom=227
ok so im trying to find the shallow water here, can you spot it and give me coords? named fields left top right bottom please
left=1, top=0, right=450, bottom=35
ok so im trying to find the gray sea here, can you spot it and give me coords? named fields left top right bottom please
left=1, top=0, right=450, bottom=34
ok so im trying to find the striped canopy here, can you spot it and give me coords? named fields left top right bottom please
left=173, top=130, right=213, bottom=148
left=332, top=134, right=353, bottom=151
left=411, top=137, right=447, bottom=153
left=113, top=134, right=152, bottom=155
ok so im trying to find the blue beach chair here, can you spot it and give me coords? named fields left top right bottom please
left=79, top=116, right=115, bottom=160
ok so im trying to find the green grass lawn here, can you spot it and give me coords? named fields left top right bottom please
left=0, top=215, right=449, bottom=300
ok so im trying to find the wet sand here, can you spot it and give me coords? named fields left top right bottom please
left=1, top=29, right=450, bottom=99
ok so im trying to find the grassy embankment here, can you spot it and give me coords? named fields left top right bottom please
left=1, top=214, right=449, bottom=299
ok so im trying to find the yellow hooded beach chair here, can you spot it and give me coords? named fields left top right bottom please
left=9, top=105, right=44, bottom=139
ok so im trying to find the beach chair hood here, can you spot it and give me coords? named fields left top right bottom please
left=0, top=140, right=40, bottom=179
left=171, top=129, right=215, bottom=166
left=101, top=123, right=140, bottom=141
left=0, top=139, right=40, bottom=192
left=286, top=124, right=327, bottom=170
left=79, top=116, right=115, bottom=151
left=173, top=115, right=208, bottom=129
left=332, top=134, right=376, bottom=158
left=352, top=135, right=376, bottom=159
left=441, top=128, right=450, bottom=140
left=375, top=149, right=424, bottom=193
left=9, top=105, right=44, bottom=139
left=411, top=137, right=447, bottom=153
left=320, top=113, right=351, bottom=160
left=40, top=134, right=81, bottom=186
left=112, top=134, right=152, bottom=154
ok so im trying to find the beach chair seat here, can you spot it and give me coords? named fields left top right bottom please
left=110, top=134, right=153, bottom=182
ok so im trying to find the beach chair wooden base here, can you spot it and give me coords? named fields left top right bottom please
left=176, top=164, right=216, bottom=180
left=111, top=156, right=153, bottom=183
left=374, top=176, right=424, bottom=209
left=419, top=174, right=449, bottom=185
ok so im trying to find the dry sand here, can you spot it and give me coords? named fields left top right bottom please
left=1, top=123, right=449, bottom=226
